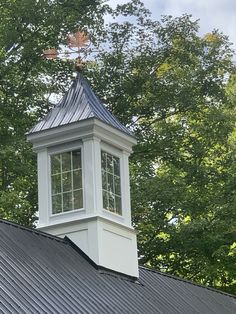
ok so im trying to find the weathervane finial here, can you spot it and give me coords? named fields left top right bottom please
left=43, top=30, right=90, bottom=72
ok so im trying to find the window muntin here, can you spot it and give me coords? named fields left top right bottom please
left=101, top=151, right=122, bottom=215
left=51, top=150, right=83, bottom=214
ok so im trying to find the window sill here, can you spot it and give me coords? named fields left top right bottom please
left=50, top=207, right=85, bottom=219
left=102, top=208, right=125, bottom=222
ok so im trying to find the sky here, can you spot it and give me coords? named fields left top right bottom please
left=108, top=0, right=236, bottom=53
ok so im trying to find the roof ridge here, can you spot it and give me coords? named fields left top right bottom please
left=73, top=74, right=133, bottom=136
left=139, top=265, right=236, bottom=299
left=79, top=75, right=131, bottom=129
left=0, top=218, right=66, bottom=243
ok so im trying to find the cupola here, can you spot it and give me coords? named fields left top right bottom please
left=27, top=73, right=138, bottom=278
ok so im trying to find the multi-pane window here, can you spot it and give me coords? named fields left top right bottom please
left=51, top=150, right=83, bottom=214
left=101, top=151, right=122, bottom=215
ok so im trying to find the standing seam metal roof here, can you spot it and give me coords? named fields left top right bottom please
left=29, top=73, right=133, bottom=136
left=0, top=219, right=236, bottom=314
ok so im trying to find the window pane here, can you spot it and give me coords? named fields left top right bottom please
left=62, top=152, right=71, bottom=172
left=51, top=149, right=83, bottom=214
left=52, top=174, right=61, bottom=194
left=108, top=193, right=115, bottom=212
left=114, top=176, right=121, bottom=196
left=102, top=170, right=107, bottom=190
left=107, top=173, right=114, bottom=193
left=52, top=194, right=62, bottom=214
left=72, top=150, right=81, bottom=169
left=106, top=154, right=113, bottom=173
left=73, top=170, right=82, bottom=190
left=103, top=191, right=108, bottom=210
left=74, top=189, right=83, bottom=209
left=115, top=196, right=122, bottom=215
left=101, top=150, right=122, bottom=215
left=51, top=155, right=61, bottom=174
left=101, top=151, right=107, bottom=170
left=113, top=156, right=120, bottom=176
left=63, top=192, right=73, bottom=212
left=62, top=171, right=72, bottom=192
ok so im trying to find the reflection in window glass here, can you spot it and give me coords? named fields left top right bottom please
left=51, top=174, right=61, bottom=194
left=52, top=194, right=62, bottom=214
left=62, top=152, right=71, bottom=172
left=63, top=192, right=73, bottom=212
left=51, top=150, right=83, bottom=214
left=73, top=169, right=82, bottom=190
left=101, top=151, right=122, bottom=215
left=72, top=150, right=81, bottom=169
left=62, top=172, right=72, bottom=192
left=51, top=155, right=61, bottom=174
left=74, top=189, right=83, bottom=209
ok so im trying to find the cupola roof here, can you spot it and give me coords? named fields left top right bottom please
left=29, top=73, right=132, bottom=136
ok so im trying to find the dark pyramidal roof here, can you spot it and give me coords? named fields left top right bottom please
left=1, top=219, right=236, bottom=314
left=29, top=73, right=132, bottom=136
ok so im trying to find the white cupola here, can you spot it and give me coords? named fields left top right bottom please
left=27, top=73, right=138, bottom=278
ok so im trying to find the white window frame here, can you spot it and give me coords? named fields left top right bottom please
left=100, top=142, right=124, bottom=218
left=48, top=141, right=85, bottom=217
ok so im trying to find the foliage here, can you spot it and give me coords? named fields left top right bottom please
left=0, top=0, right=107, bottom=225
left=0, top=0, right=236, bottom=294
left=84, top=8, right=236, bottom=294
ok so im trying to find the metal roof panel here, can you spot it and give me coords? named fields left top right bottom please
left=29, top=74, right=133, bottom=136
left=0, top=219, right=235, bottom=314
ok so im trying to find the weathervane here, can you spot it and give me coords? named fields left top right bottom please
left=43, top=30, right=90, bottom=71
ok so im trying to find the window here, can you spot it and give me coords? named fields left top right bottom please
left=101, top=151, right=122, bottom=215
left=51, top=150, right=83, bottom=214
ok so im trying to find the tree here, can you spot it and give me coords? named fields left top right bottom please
left=84, top=11, right=236, bottom=293
left=0, top=0, right=235, bottom=294
left=0, top=0, right=148, bottom=225
left=0, top=0, right=107, bottom=225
